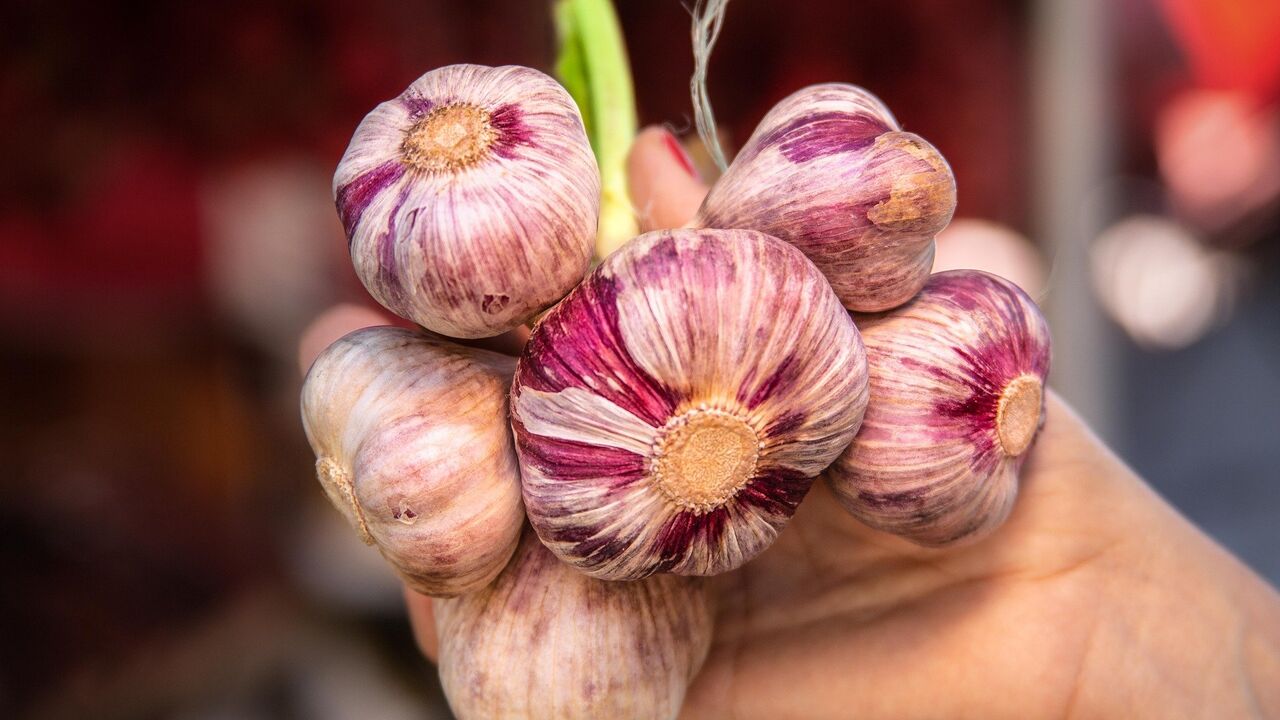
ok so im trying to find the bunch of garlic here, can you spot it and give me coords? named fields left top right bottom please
left=302, top=62, right=1050, bottom=720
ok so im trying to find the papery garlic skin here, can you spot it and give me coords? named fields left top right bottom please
left=696, top=83, right=957, bottom=313
left=511, top=228, right=869, bottom=580
left=300, top=326, right=524, bottom=596
left=435, top=529, right=712, bottom=720
left=334, top=64, right=599, bottom=338
left=827, top=270, right=1051, bottom=546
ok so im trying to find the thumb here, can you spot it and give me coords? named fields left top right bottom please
left=627, top=127, right=710, bottom=231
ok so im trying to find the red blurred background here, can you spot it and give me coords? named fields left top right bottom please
left=2, top=1, right=1278, bottom=717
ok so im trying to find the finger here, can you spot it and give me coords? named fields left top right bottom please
left=933, top=219, right=1046, bottom=297
left=297, top=302, right=393, bottom=376
left=627, top=126, right=710, bottom=231
left=456, top=324, right=530, bottom=357
left=404, top=586, right=440, bottom=663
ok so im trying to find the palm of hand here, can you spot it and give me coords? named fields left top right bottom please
left=683, top=394, right=1147, bottom=719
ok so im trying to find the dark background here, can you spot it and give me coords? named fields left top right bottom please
left=2, top=0, right=1277, bottom=717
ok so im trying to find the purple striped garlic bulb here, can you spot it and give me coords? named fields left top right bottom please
left=826, top=270, right=1051, bottom=546
left=435, top=529, right=713, bottom=720
left=333, top=64, right=599, bottom=339
left=510, top=228, right=870, bottom=580
left=300, top=326, right=524, bottom=596
left=696, top=83, right=957, bottom=313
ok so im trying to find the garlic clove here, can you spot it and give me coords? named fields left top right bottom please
left=300, top=326, right=524, bottom=596
left=435, top=528, right=713, bottom=720
left=826, top=270, right=1052, bottom=546
left=334, top=64, right=600, bottom=339
left=511, top=228, right=869, bottom=580
left=696, top=83, right=956, bottom=313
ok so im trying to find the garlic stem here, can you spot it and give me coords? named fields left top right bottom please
left=691, top=0, right=732, bottom=172
left=554, top=0, right=638, bottom=259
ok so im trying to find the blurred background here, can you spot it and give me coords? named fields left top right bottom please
left=2, top=0, right=1277, bottom=717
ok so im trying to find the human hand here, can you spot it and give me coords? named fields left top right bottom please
left=305, top=127, right=1280, bottom=719
left=623, top=127, right=1280, bottom=719
left=682, top=391, right=1280, bottom=718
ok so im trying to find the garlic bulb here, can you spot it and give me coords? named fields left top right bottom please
left=511, top=228, right=869, bottom=580
left=334, top=64, right=599, bottom=339
left=826, top=270, right=1051, bottom=546
left=435, top=529, right=713, bottom=720
left=696, top=83, right=956, bottom=312
left=300, top=326, right=524, bottom=596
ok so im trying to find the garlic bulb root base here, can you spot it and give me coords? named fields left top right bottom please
left=864, top=133, right=956, bottom=234
left=401, top=103, right=497, bottom=172
left=315, top=456, right=374, bottom=545
left=651, top=407, right=760, bottom=514
left=996, top=374, right=1043, bottom=457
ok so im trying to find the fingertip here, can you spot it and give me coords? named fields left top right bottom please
left=627, top=126, right=711, bottom=232
left=297, top=303, right=393, bottom=376
left=457, top=324, right=530, bottom=357
left=933, top=219, right=1047, bottom=297
left=403, top=585, right=440, bottom=664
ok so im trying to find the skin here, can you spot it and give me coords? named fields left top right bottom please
left=302, top=127, right=1280, bottom=719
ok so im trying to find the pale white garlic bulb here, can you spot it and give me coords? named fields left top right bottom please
left=435, top=529, right=713, bottom=720
left=300, top=326, right=524, bottom=596
left=827, top=270, right=1052, bottom=546
left=696, top=83, right=956, bottom=312
left=334, top=64, right=599, bottom=338
left=511, top=228, right=869, bottom=580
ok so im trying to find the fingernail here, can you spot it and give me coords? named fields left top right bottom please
left=663, top=129, right=699, bottom=180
